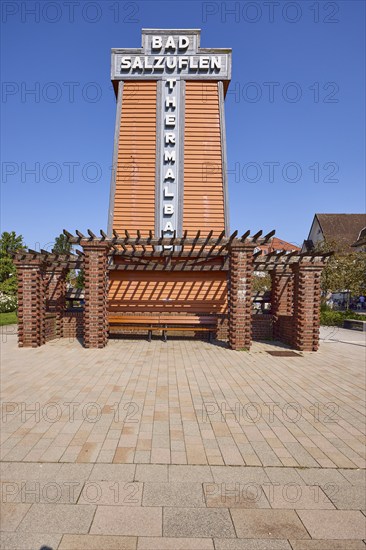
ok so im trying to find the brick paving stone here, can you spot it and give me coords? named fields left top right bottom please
left=90, top=506, right=162, bottom=536
left=58, top=534, right=137, bottom=549
left=230, top=509, right=310, bottom=539
left=137, top=537, right=214, bottom=549
left=17, top=503, right=95, bottom=534
left=163, top=507, right=235, bottom=537
left=297, top=510, right=366, bottom=539
left=0, top=532, right=62, bottom=550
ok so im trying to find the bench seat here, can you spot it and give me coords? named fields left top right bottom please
left=108, top=314, right=217, bottom=341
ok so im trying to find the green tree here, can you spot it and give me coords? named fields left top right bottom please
left=315, top=239, right=366, bottom=306
left=53, top=233, right=72, bottom=255
left=75, top=269, right=84, bottom=289
left=252, top=273, right=272, bottom=293
left=0, top=231, right=26, bottom=296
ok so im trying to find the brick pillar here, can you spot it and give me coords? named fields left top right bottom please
left=82, top=241, right=109, bottom=348
left=228, top=243, right=254, bottom=350
left=270, top=266, right=294, bottom=342
left=45, top=268, right=67, bottom=338
left=291, top=263, right=323, bottom=351
left=14, top=258, right=46, bottom=348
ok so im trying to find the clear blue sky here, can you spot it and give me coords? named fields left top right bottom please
left=1, top=0, right=365, bottom=250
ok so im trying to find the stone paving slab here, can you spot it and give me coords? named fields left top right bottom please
left=289, top=540, right=366, bottom=550
left=322, top=484, right=366, bottom=509
left=58, top=534, right=137, bottom=549
left=163, top=507, right=236, bottom=537
left=214, top=540, right=292, bottom=550
left=16, top=503, right=95, bottom=534
left=137, top=537, right=214, bottom=549
left=297, top=509, right=366, bottom=539
left=0, top=532, right=62, bottom=550
left=230, top=509, right=310, bottom=539
left=90, top=506, right=162, bottom=536
left=142, top=481, right=205, bottom=507
left=0, top=503, right=31, bottom=531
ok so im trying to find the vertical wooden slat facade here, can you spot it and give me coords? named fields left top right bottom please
left=109, top=78, right=228, bottom=315
left=108, top=270, right=228, bottom=315
left=112, top=82, right=157, bottom=234
left=183, top=82, right=226, bottom=236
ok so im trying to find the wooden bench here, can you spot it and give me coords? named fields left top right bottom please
left=109, top=314, right=217, bottom=342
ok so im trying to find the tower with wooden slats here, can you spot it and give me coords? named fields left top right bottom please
left=108, top=29, right=232, bottom=315
left=108, top=29, right=231, bottom=238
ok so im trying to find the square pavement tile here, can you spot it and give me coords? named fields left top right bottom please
left=323, top=484, right=366, bottom=510
left=289, top=540, right=366, bottom=549
left=230, top=509, right=310, bottom=539
left=79, top=481, right=143, bottom=506
left=214, top=540, right=292, bottom=550
left=16, top=503, right=95, bottom=534
left=135, top=464, right=168, bottom=482
left=0, top=532, right=62, bottom=550
left=137, top=537, right=214, bottom=549
left=142, top=482, right=205, bottom=507
left=297, top=510, right=366, bottom=539
left=90, top=506, right=162, bottom=536
left=59, top=534, right=137, bottom=549
left=263, top=484, right=335, bottom=509
left=0, top=503, right=31, bottom=531
left=163, top=507, right=235, bottom=538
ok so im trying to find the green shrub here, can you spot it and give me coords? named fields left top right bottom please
left=320, top=308, right=365, bottom=326
left=0, top=292, right=17, bottom=313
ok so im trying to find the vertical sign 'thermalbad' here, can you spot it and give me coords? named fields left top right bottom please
left=108, top=29, right=232, bottom=238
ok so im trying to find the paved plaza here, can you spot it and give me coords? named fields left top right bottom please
left=1, top=326, right=365, bottom=549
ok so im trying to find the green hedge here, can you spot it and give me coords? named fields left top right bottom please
left=320, top=308, right=365, bottom=326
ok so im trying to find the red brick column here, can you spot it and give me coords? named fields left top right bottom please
left=14, top=258, right=46, bottom=348
left=228, top=243, right=254, bottom=350
left=45, top=268, right=67, bottom=338
left=291, top=262, right=323, bottom=351
left=270, top=266, right=294, bottom=342
left=82, top=241, right=109, bottom=348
